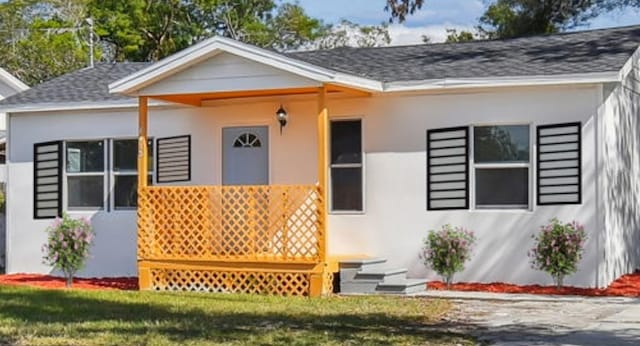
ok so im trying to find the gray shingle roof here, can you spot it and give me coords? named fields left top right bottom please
left=289, top=25, right=640, bottom=82
left=2, top=25, right=640, bottom=108
left=1, top=62, right=150, bottom=107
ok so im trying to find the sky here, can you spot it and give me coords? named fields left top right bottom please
left=286, top=0, right=640, bottom=45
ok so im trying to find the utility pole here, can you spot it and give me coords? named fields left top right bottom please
left=86, top=18, right=94, bottom=68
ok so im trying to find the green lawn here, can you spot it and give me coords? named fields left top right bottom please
left=0, top=285, right=473, bottom=346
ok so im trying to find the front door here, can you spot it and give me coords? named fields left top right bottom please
left=222, top=126, right=269, bottom=185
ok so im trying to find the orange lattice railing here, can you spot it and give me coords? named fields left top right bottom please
left=138, top=185, right=325, bottom=264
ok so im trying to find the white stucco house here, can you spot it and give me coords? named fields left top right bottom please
left=1, top=25, right=640, bottom=295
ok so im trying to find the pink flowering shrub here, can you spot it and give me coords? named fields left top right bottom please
left=422, top=224, right=476, bottom=289
left=42, top=214, right=94, bottom=288
left=529, top=218, right=587, bottom=288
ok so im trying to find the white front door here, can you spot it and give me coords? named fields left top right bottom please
left=222, top=126, right=269, bottom=185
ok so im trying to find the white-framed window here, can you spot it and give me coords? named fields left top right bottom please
left=471, top=124, right=531, bottom=209
left=65, top=140, right=107, bottom=210
left=64, top=138, right=153, bottom=212
left=111, top=139, right=154, bottom=210
left=329, top=119, right=363, bottom=212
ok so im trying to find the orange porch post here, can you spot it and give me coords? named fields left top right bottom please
left=137, top=96, right=151, bottom=290
left=310, top=86, right=330, bottom=297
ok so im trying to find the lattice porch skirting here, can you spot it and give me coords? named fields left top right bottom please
left=147, top=266, right=333, bottom=296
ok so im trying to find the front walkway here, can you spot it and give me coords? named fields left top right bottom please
left=422, top=291, right=640, bottom=345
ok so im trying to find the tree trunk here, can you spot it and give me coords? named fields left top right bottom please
left=65, top=273, right=73, bottom=288
left=445, top=274, right=454, bottom=290
left=554, top=274, right=564, bottom=289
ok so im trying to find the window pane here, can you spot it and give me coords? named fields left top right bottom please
left=331, top=120, right=362, bottom=164
left=331, top=167, right=363, bottom=211
left=474, top=125, right=529, bottom=163
left=115, top=175, right=137, bottom=208
left=113, top=139, right=154, bottom=172
left=476, top=168, right=528, bottom=207
left=114, top=175, right=152, bottom=209
left=66, top=141, right=104, bottom=173
left=68, top=176, right=104, bottom=208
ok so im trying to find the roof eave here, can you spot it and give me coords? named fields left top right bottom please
left=383, top=71, right=621, bottom=92
left=1, top=99, right=176, bottom=114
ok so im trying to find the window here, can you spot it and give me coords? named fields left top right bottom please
left=330, top=119, right=363, bottom=212
left=112, top=139, right=153, bottom=209
left=473, top=125, right=530, bottom=209
left=66, top=140, right=106, bottom=209
left=233, top=133, right=262, bottom=148
left=64, top=138, right=153, bottom=211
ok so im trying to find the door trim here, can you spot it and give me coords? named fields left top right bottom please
left=220, top=124, right=272, bottom=185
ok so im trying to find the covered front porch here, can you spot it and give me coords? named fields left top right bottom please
left=134, top=86, right=360, bottom=296
left=107, top=36, right=378, bottom=296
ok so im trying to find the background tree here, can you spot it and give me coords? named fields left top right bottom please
left=445, top=29, right=476, bottom=43
left=313, top=20, right=390, bottom=49
left=0, top=0, right=93, bottom=85
left=478, top=0, right=601, bottom=39
left=89, top=0, right=195, bottom=62
left=385, top=0, right=424, bottom=23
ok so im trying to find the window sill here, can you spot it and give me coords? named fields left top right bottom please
left=329, top=210, right=366, bottom=216
left=470, top=208, right=533, bottom=213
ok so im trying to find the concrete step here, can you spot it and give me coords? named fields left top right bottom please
left=375, top=279, right=429, bottom=295
left=354, top=268, right=408, bottom=283
left=341, top=280, right=382, bottom=294
left=339, top=258, right=387, bottom=282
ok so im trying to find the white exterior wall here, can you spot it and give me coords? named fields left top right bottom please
left=328, top=85, right=602, bottom=288
left=6, top=84, right=609, bottom=287
left=598, top=61, right=640, bottom=285
left=6, top=101, right=318, bottom=277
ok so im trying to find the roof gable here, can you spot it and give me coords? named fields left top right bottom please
left=138, top=52, right=322, bottom=96
left=109, top=36, right=382, bottom=95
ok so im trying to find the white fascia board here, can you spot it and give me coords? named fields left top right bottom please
left=2, top=99, right=173, bottom=114
left=109, top=36, right=383, bottom=94
left=383, top=71, right=621, bottom=92
left=0, top=68, right=29, bottom=93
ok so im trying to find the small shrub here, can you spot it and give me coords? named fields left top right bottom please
left=529, top=218, right=587, bottom=288
left=422, top=224, right=476, bottom=289
left=42, top=214, right=94, bottom=288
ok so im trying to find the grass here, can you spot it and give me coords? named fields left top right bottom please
left=0, top=285, right=473, bottom=346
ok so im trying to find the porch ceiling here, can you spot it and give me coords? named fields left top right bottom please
left=149, top=84, right=370, bottom=107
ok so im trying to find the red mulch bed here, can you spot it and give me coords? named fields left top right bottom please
left=428, top=272, right=640, bottom=297
left=0, top=274, right=138, bottom=290
left=1, top=273, right=639, bottom=296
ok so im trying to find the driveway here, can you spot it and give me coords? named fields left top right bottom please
left=421, top=291, right=640, bottom=345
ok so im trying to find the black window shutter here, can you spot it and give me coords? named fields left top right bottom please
left=34, top=141, right=63, bottom=219
left=156, top=135, right=191, bottom=183
left=537, top=122, right=581, bottom=205
left=427, top=126, right=469, bottom=210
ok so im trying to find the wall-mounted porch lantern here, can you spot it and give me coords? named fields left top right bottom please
left=276, top=104, right=288, bottom=135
